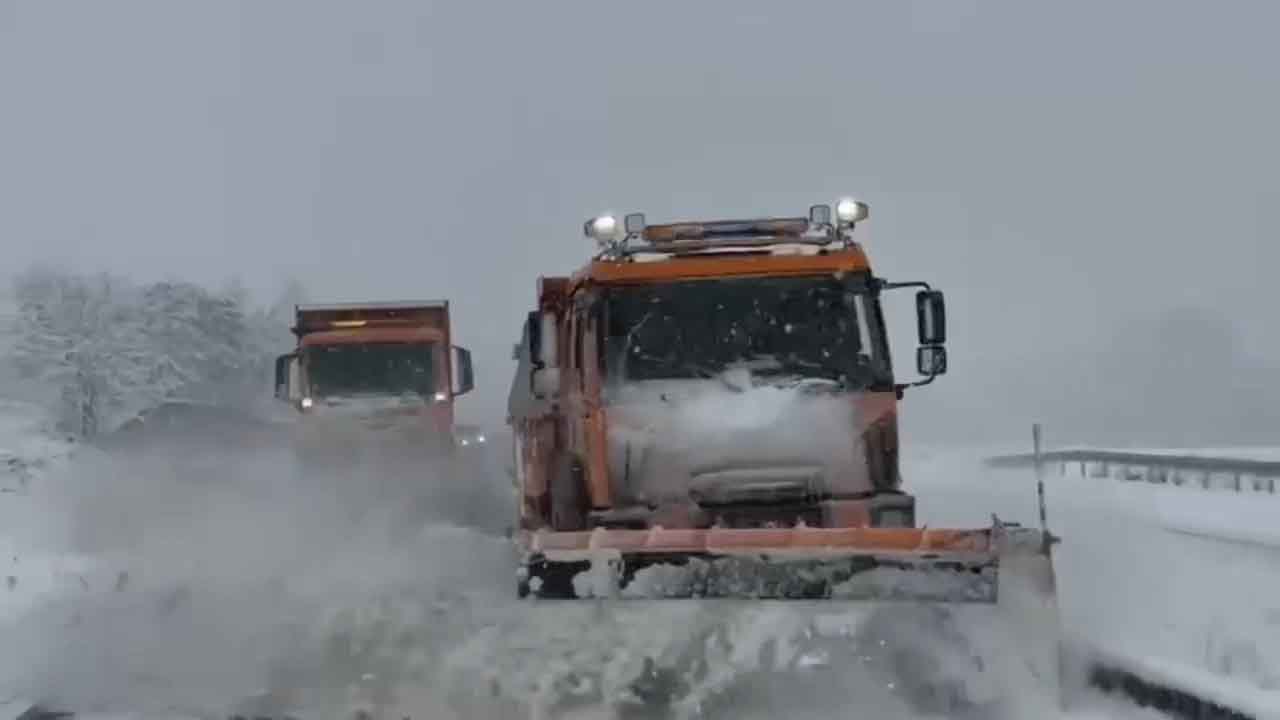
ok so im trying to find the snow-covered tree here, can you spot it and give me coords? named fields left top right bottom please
left=10, top=269, right=150, bottom=437
left=7, top=267, right=294, bottom=439
left=135, top=280, right=251, bottom=402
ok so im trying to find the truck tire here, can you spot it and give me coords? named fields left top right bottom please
left=550, top=454, right=586, bottom=532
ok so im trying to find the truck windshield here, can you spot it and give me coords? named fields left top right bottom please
left=604, top=274, right=891, bottom=389
left=306, top=342, right=438, bottom=397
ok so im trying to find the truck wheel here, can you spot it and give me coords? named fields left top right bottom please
left=550, top=455, right=586, bottom=532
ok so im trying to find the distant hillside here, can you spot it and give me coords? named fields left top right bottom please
left=0, top=289, right=30, bottom=402
left=0, top=288, right=13, bottom=355
left=0, top=287, right=66, bottom=406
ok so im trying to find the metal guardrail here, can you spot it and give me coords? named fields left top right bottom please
left=985, top=449, right=1280, bottom=494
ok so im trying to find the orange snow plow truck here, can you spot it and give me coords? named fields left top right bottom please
left=506, top=200, right=1060, bottom=604
left=273, top=300, right=481, bottom=453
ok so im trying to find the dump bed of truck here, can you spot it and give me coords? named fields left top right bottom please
left=293, top=300, right=451, bottom=337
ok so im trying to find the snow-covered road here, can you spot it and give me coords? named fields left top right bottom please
left=0, top=416, right=1276, bottom=718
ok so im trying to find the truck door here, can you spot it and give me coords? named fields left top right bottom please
left=565, top=293, right=611, bottom=510
left=581, top=302, right=610, bottom=508
left=565, top=304, right=587, bottom=458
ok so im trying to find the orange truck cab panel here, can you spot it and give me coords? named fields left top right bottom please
left=507, top=202, right=949, bottom=537
left=274, top=300, right=477, bottom=451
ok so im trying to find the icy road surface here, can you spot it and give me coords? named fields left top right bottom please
left=0, top=421, right=1274, bottom=717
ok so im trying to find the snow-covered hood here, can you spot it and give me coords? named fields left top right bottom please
left=601, top=374, right=881, bottom=505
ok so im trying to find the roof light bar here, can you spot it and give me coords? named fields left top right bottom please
left=584, top=197, right=869, bottom=258
left=644, top=218, right=812, bottom=244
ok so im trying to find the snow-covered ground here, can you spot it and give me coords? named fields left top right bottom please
left=0, top=398, right=76, bottom=491
left=916, top=445, right=1280, bottom=718
left=0, top=397, right=1277, bottom=719
left=0, top=399, right=83, bottom=622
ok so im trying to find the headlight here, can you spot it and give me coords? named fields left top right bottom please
left=434, top=391, right=449, bottom=403
left=455, top=430, right=486, bottom=447
left=835, top=197, right=869, bottom=225
left=300, top=397, right=314, bottom=410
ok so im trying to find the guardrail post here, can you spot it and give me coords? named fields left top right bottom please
left=1033, top=424, right=1048, bottom=534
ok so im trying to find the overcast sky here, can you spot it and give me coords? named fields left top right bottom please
left=2, top=1, right=1277, bottom=444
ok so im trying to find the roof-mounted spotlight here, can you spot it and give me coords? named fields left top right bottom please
left=584, top=214, right=622, bottom=246
left=835, top=197, right=870, bottom=226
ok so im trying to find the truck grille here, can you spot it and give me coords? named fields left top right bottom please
left=687, top=465, right=825, bottom=507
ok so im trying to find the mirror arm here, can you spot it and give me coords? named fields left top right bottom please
left=875, top=279, right=933, bottom=292
left=894, top=373, right=938, bottom=397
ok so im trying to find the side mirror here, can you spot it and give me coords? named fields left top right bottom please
left=537, top=311, right=558, bottom=367
left=916, top=345, right=948, bottom=377
left=452, top=346, right=475, bottom=396
left=274, top=353, right=295, bottom=400
left=531, top=310, right=561, bottom=399
left=916, top=290, right=946, bottom=346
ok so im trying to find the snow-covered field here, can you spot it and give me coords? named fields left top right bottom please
left=0, top=400, right=1277, bottom=719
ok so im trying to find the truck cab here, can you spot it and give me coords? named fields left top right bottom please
left=274, top=300, right=480, bottom=453
left=507, top=200, right=948, bottom=537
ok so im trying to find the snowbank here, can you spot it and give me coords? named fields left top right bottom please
left=965, top=447, right=1280, bottom=703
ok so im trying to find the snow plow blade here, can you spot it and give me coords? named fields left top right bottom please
left=518, top=521, right=1054, bottom=602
